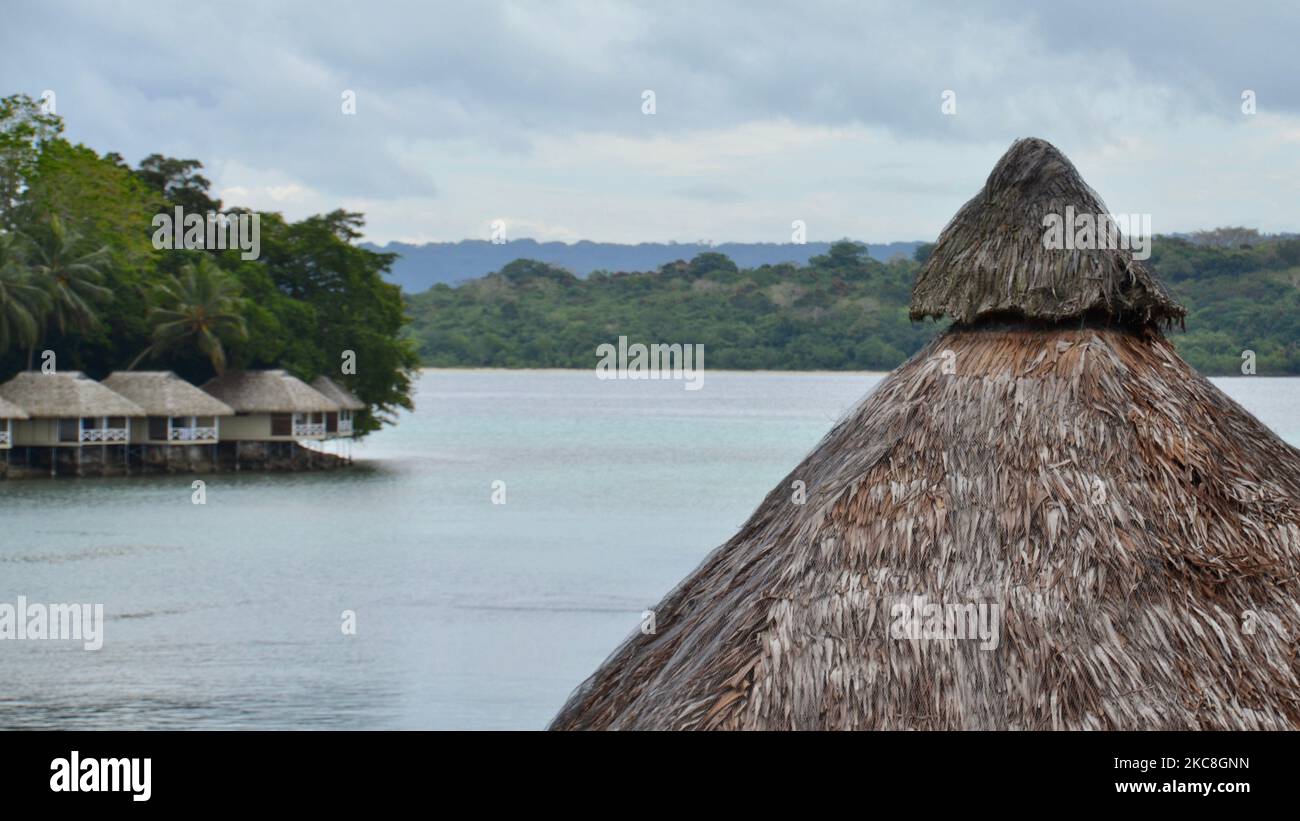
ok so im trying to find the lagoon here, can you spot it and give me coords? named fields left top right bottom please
left=0, top=369, right=1296, bottom=729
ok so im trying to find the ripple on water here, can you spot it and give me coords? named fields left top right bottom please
left=0, top=543, right=185, bottom=564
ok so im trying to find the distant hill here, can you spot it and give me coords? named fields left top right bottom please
left=362, top=239, right=923, bottom=292
left=403, top=236, right=1300, bottom=375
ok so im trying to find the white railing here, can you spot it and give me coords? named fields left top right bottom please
left=0, top=430, right=9, bottom=446
left=293, top=423, right=326, bottom=437
left=80, top=428, right=128, bottom=443
left=169, top=426, right=218, bottom=441
left=337, top=420, right=353, bottom=435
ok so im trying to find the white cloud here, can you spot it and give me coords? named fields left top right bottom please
left=3, top=0, right=1298, bottom=242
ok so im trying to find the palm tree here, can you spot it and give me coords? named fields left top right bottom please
left=133, top=257, right=248, bottom=375
left=23, top=214, right=111, bottom=366
left=0, top=232, right=49, bottom=355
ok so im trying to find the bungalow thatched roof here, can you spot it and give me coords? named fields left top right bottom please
left=102, top=371, right=235, bottom=417
left=910, top=137, right=1185, bottom=327
left=201, top=369, right=339, bottom=414
left=0, top=371, right=145, bottom=419
left=310, top=375, right=365, bottom=411
left=551, top=139, right=1300, bottom=730
left=0, top=394, right=29, bottom=419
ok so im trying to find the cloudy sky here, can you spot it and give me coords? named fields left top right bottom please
left=4, top=0, right=1299, bottom=244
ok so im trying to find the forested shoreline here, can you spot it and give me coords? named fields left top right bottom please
left=6, top=90, right=1296, bottom=384
left=406, top=233, right=1300, bottom=375
left=0, top=94, right=417, bottom=435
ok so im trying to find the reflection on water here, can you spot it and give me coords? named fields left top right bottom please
left=0, top=370, right=1296, bottom=729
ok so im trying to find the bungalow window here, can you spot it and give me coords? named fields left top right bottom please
left=148, top=416, right=168, bottom=440
left=325, top=412, right=338, bottom=433
left=195, top=416, right=214, bottom=429
left=58, top=418, right=79, bottom=442
left=107, top=417, right=126, bottom=430
left=271, top=413, right=292, bottom=436
left=171, top=416, right=189, bottom=430
left=310, top=412, right=323, bottom=424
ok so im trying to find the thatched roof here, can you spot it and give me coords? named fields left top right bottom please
left=0, top=372, right=145, bottom=418
left=551, top=141, right=1300, bottom=731
left=0, top=394, right=29, bottom=419
left=310, top=375, right=365, bottom=411
left=102, top=371, right=235, bottom=417
left=201, top=369, right=339, bottom=413
left=910, top=138, right=1185, bottom=326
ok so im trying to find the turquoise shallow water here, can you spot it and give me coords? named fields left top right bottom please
left=0, top=369, right=1295, bottom=729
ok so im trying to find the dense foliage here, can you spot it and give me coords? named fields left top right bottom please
left=407, top=236, right=1300, bottom=375
left=0, top=93, right=417, bottom=434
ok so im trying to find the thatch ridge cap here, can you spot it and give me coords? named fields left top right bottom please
left=909, top=137, right=1185, bottom=327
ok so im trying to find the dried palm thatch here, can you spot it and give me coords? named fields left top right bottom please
left=910, top=137, right=1184, bottom=327
left=550, top=139, right=1300, bottom=730
left=310, top=375, right=365, bottom=411
left=0, top=371, right=144, bottom=418
left=201, top=369, right=339, bottom=414
left=102, top=371, right=235, bottom=417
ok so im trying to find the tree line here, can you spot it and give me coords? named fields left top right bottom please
left=406, top=237, right=1300, bottom=375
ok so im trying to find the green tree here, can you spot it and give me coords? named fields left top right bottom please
left=810, top=240, right=868, bottom=270
left=0, top=232, right=48, bottom=354
left=16, top=138, right=160, bottom=374
left=253, top=210, right=418, bottom=432
left=0, top=94, right=63, bottom=230
left=23, top=214, right=112, bottom=365
left=687, top=251, right=738, bottom=278
left=134, top=257, right=248, bottom=375
left=133, top=154, right=222, bottom=214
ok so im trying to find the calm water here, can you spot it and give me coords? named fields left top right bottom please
left=1, top=370, right=1296, bottom=730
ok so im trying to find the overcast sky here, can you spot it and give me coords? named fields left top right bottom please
left=4, top=0, right=1299, bottom=244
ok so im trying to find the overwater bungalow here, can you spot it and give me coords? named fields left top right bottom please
left=200, top=369, right=339, bottom=443
left=100, top=371, right=235, bottom=471
left=102, top=371, right=235, bottom=444
left=309, top=376, right=364, bottom=438
left=550, top=138, right=1300, bottom=731
left=0, top=371, right=145, bottom=474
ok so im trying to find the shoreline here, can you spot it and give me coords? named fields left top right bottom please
left=417, top=366, right=894, bottom=376
left=414, top=366, right=1297, bottom=379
